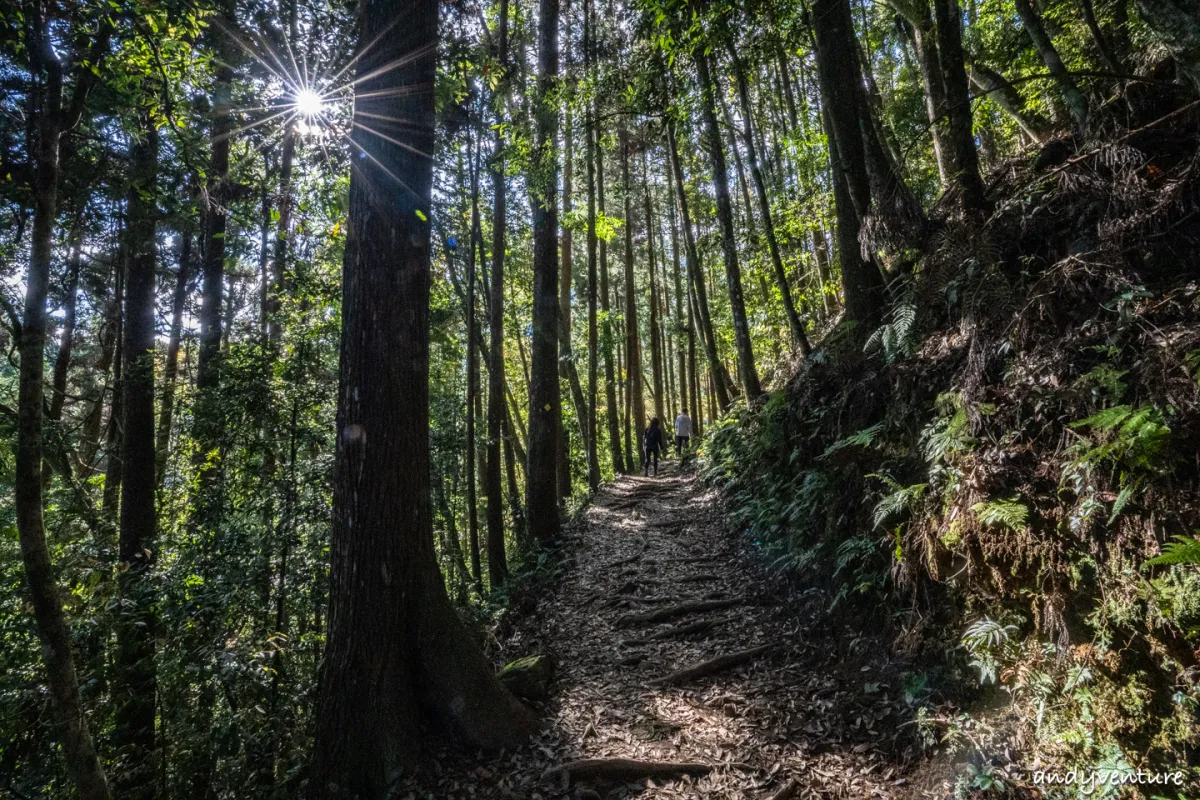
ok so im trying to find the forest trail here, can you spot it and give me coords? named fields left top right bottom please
left=426, top=461, right=923, bottom=799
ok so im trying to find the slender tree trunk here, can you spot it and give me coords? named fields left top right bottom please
left=666, top=171, right=689, bottom=422
left=931, top=0, right=987, bottom=213
left=666, top=120, right=733, bottom=410
left=15, top=12, right=113, bottom=797
left=619, top=128, right=645, bottom=465
left=101, top=259, right=124, bottom=521
left=558, top=103, right=575, bottom=504
left=156, top=232, right=191, bottom=487
left=967, top=62, right=1049, bottom=143
left=467, top=137, right=483, bottom=594
left=642, top=150, right=665, bottom=424
left=1013, top=0, right=1089, bottom=130
left=897, top=9, right=954, bottom=187
left=527, top=0, right=562, bottom=542
left=584, top=0, right=600, bottom=489
left=727, top=41, right=811, bottom=355
left=693, top=48, right=761, bottom=399
left=114, top=111, right=158, bottom=800
left=597, top=121, right=623, bottom=474
left=486, top=0, right=510, bottom=590
left=307, top=0, right=535, bottom=790
left=48, top=218, right=83, bottom=424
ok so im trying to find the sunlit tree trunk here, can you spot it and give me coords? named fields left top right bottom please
left=1013, top=0, right=1088, bottom=131
left=932, top=0, right=987, bottom=213
left=642, top=150, right=665, bottom=424
left=619, top=127, right=645, bottom=458
left=597, top=119, right=624, bottom=474
left=584, top=0, right=601, bottom=489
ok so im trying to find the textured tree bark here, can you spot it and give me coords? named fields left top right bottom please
left=666, top=121, right=734, bottom=410
left=1013, top=0, right=1089, bottom=130
left=15, top=7, right=112, bottom=798
left=727, top=41, right=811, bottom=355
left=693, top=48, right=762, bottom=400
left=486, top=0, right=510, bottom=590
left=619, top=128, right=646, bottom=453
left=114, top=110, right=158, bottom=800
left=308, top=0, right=536, bottom=791
left=810, top=0, right=886, bottom=323
left=932, top=0, right=987, bottom=213
left=527, top=0, right=562, bottom=541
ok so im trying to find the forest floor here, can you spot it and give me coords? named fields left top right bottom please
left=410, top=458, right=935, bottom=799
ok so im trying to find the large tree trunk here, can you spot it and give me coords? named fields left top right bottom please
left=810, top=0, right=886, bottom=323
left=307, top=0, right=536, bottom=791
left=15, top=8, right=112, bottom=799
left=666, top=121, right=734, bottom=410
left=114, top=110, right=158, bottom=800
left=1013, top=0, right=1089, bottom=130
left=619, top=128, right=646, bottom=458
left=693, top=48, right=761, bottom=400
left=726, top=42, right=811, bottom=356
left=486, top=0, right=510, bottom=590
left=931, top=0, right=987, bottom=213
left=527, top=0, right=562, bottom=541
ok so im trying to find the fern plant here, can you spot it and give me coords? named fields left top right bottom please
left=1144, top=536, right=1200, bottom=567
left=820, top=422, right=883, bottom=460
left=972, top=496, right=1030, bottom=532
left=864, top=301, right=918, bottom=364
left=962, top=617, right=1019, bottom=685
left=869, top=474, right=928, bottom=529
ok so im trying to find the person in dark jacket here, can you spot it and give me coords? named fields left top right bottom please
left=642, top=417, right=664, bottom=476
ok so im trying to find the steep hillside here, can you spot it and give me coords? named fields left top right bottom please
left=703, top=100, right=1200, bottom=795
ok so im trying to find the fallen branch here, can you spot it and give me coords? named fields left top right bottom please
left=678, top=573, right=719, bottom=583
left=616, top=597, right=741, bottom=627
left=648, top=643, right=774, bottom=687
left=543, top=758, right=713, bottom=785
left=620, top=616, right=732, bottom=646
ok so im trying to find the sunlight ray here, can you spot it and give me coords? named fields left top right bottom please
left=215, top=108, right=298, bottom=144
left=210, top=19, right=301, bottom=94
left=353, top=110, right=433, bottom=130
left=343, top=84, right=432, bottom=102
left=231, top=123, right=292, bottom=176
left=326, top=12, right=407, bottom=85
left=344, top=43, right=438, bottom=90
left=343, top=134, right=417, bottom=197
left=351, top=121, right=433, bottom=160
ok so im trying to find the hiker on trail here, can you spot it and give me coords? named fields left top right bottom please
left=674, top=408, right=692, bottom=457
left=642, top=417, right=664, bottom=477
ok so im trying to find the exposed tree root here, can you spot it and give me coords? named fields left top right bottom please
left=620, top=615, right=732, bottom=646
left=766, top=778, right=801, bottom=799
left=648, top=643, right=774, bottom=686
left=605, top=537, right=648, bottom=567
left=615, top=597, right=741, bottom=627
left=678, top=572, right=719, bottom=582
left=543, top=758, right=713, bottom=785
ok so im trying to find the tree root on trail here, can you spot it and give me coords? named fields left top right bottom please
left=765, top=778, right=801, bottom=799
left=620, top=615, right=732, bottom=646
left=605, top=537, right=648, bottom=567
left=542, top=758, right=713, bottom=786
left=648, top=643, right=774, bottom=686
left=677, top=573, right=719, bottom=583
left=616, top=597, right=741, bottom=627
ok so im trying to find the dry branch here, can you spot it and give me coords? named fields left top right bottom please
left=648, top=643, right=774, bottom=686
left=620, top=615, right=733, bottom=646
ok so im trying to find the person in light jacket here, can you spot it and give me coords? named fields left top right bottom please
left=674, top=408, right=692, bottom=457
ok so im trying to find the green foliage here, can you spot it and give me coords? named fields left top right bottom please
left=972, top=496, right=1030, bottom=532
left=1143, top=536, right=1200, bottom=567
left=869, top=474, right=928, bottom=529
left=864, top=301, right=918, bottom=364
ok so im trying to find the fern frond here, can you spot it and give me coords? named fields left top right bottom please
left=1143, top=536, right=1200, bottom=567
left=820, top=423, right=884, bottom=459
left=972, top=496, right=1030, bottom=531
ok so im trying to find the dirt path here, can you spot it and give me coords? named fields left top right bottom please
left=417, top=461, right=921, bottom=799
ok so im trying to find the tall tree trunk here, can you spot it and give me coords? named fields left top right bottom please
left=726, top=41, right=811, bottom=355
left=48, top=216, right=84, bottom=424
left=666, top=120, right=734, bottom=410
left=527, top=0, right=562, bottom=541
left=15, top=8, right=112, bottom=797
left=101, top=258, right=124, bottom=520
left=486, top=0, right=510, bottom=590
left=642, top=150, right=665, bottom=424
left=666, top=169, right=689, bottom=422
left=931, top=0, right=987, bottom=212
left=114, top=110, right=158, bottom=800
left=895, top=7, right=954, bottom=187
left=1013, top=0, right=1089, bottom=130
left=558, top=102, right=575, bottom=504
left=584, top=0, right=601, bottom=489
left=619, top=128, right=646, bottom=462
left=307, top=0, right=535, bottom=790
left=967, top=62, right=1049, bottom=143
left=810, top=0, right=887, bottom=322
left=693, top=47, right=761, bottom=399
left=597, top=120, right=623, bottom=474
left=467, top=137, right=483, bottom=594
left=156, top=232, right=192, bottom=487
